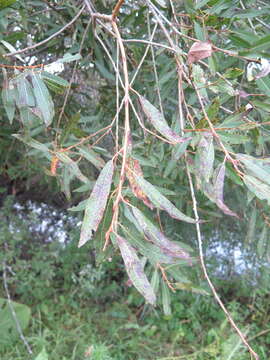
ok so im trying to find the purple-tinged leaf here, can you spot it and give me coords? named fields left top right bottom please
left=116, top=234, right=156, bottom=305
left=78, top=160, right=114, bottom=247
left=139, top=96, right=191, bottom=144
left=213, top=163, right=239, bottom=217
left=132, top=207, right=193, bottom=263
left=133, top=174, right=197, bottom=223
left=195, top=133, right=215, bottom=183
left=202, top=163, right=238, bottom=217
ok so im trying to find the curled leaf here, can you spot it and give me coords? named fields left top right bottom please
left=188, top=41, right=213, bottom=64
left=116, top=234, right=156, bottom=305
left=79, top=159, right=114, bottom=247
left=139, top=96, right=191, bottom=144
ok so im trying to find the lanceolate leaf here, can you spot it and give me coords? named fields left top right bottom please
left=213, top=163, right=238, bottom=217
left=116, top=234, right=156, bottom=305
left=16, top=77, right=35, bottom=107
left=78, top=159, right=114, bottom=247
left=236, top=154, right=270, bottom=187
left=79, top=147, right=106, bottom=170
left=132, top=206, right=193, bottom=263
left=31, top=72, right=55, bottom=126
left=139, top=96, right=191, bottom=144
left=2, top=69, right=16, bottom=123
left=195, top=133, right=215, bottom=183
left=201, top=163, right=238, bottom=217
left=133, top=174, right=197, bottom=223
left=243, top=174, right=270, bottom=205
left=55, top=152, right=88, bottom=184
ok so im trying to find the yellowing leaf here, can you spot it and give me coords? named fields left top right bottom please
left=78, top=160, right=114, bottom=247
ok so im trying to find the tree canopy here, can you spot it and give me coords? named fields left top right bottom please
left=1, top=1, right=270, bottom=359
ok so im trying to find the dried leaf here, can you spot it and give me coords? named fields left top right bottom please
left=133, top=174, right=197, bottom=223
left=139, top=96, right=191, bottom=144
left=116, top=234, right=156, bottom=305
left=188, top=41, right=213, bottom=64
left=79, top=159, right=114, bottom=247
left=132, top=206, right=193, bottom=263
left=126, top=157, right=154, bottom=209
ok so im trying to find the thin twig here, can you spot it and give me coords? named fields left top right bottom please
left=185, top=162, right=259, bottom=360
left=2, top=259, right=33, bottom=354
left=3, top=5, right=85, bottom=58
left=104, top=20, right=131, bottom=249
left=112, top=0, right=125, bottom=20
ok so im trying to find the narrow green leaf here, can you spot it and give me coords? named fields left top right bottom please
left=250, top=34, right=270, bottom=52
left=256, top=77, right=270, bottom=97
left=150, top=268, right=160, bottom=294
left=16, top=77, right=35, bottom=107
left=31, top=72, right=54, bottom=126
left=116, top=234, right=156, bottom=305
left=0, top=0, right=16, bottom=9
left=55, top=152, right=88, bottom=184
left=78, top=160, right=114, bottom=247
left=243, top=174, right=270, bottom=204
left=236, top=154, right=270, bottom=187
left=56, top=53, right=81, bottom=63
left=257, top=225, right=267, bottom=258
left=132, top=207, right=193, bottom=263
left=161, top=281, right=172, bottom=316
left=79, top=147, right=106, bottom=170
left=245, top=206, right=257, bottom=244
left=195, top=133, right=215, bottom=183
left=1, top=76, right=16, bottom=123
left=12, top=134, right=52, bottom=160
left=139, top=96, right=191, bottom=144
left=133, top=174, right=197, bottom=223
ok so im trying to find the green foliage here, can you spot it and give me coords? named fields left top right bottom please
left=1, top=1, right=270, bottom=358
